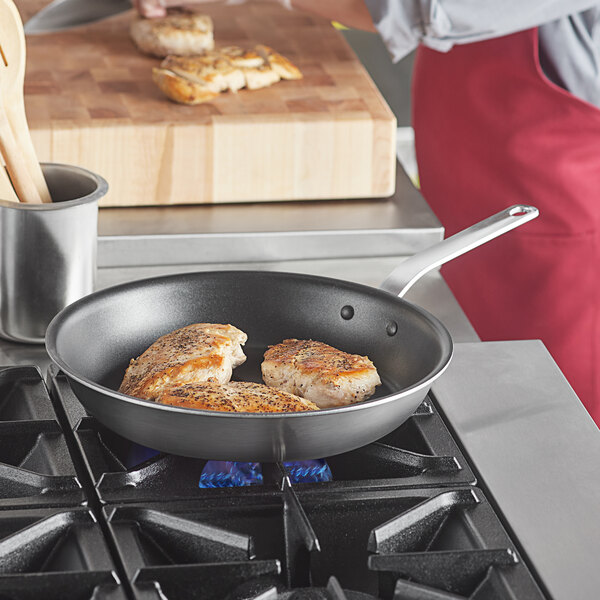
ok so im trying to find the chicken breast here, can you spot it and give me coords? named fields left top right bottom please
left=119, top=323, right=247, bottom=400
left=219, top=46, right=265, bottom=69
left=152, top=67, right=219, bottom=105
left=157, top=381, right=319, bottom=413
left=262, top=339, right=381, bottom=408
left=130, top=14, right=214, bottom=58
left=255, top=45, right=303, bottom=80
left=242, top=63, right=281, bottom=90
left=163, top=54, right=246, bottom=93
left=152, top=44, right=301, bottom=104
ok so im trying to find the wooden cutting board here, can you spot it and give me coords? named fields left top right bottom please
left=18, top=0, right=396, bottom=206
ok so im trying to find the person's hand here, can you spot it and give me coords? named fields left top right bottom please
left=134, top=0, right=290, bottom=19
left=134, top=0, right=245, bottom=19
left=133, top=0, right=165, bottom=19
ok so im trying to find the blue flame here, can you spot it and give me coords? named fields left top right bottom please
left=124, top=444, right=160, bottom=469
left=124, top=443, right=333, bottom=488
left=199, top=460, right=333, bottom=488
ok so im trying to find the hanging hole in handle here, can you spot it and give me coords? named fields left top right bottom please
left=509, top=205, right=535, bottom=217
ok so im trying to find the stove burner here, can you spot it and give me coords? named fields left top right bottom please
left=200, top=461, right=264, bottom=487
left=124, top=443, right=160, bottom=468
left=229, top=576, right=378, bottom=599
left=50, top=371, right=477, bottom=505
left=123, top=441, right=333, bottom=487
left=286, top=460, right=333, bottom=484
left=199, top=460, right=333, bottom=487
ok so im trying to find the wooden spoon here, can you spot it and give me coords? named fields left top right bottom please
left=0, top=0, right=51, bottom=203
left=0, top=90, right=42, bottom=203
left=0, top=163, right=19, bottom=202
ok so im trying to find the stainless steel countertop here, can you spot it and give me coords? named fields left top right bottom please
left=433, top=341, right=600, bottom=600
left=97, top=158, right=439, bottom=268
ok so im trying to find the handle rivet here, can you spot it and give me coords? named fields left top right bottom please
left=340, top=305, right=354, bottom=320
left=386, top=321, right=398, bottom=336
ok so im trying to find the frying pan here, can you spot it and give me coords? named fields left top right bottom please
left=46, top=205, right=538, bottom=461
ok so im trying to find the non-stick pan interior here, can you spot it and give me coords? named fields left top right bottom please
left=47, top=271, right=452, bottom=402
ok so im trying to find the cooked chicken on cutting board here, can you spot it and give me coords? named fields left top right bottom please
left=262, top=339, right=381, bottom=408
left=130, top=9, right=303, bottom=105
left=157, top=381, right=319, bottom=412
left=130, top=13, right=215, bottom=57
left=255, top=44, right=303, bottom=80
left=119, top=323, right=247, bottom=400
left=152, top=44, right=302, bottom=105
left=161, top=53, right=246, bottom=94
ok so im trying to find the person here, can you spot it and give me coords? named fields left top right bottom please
left=137, top=0, right=600, bottom=426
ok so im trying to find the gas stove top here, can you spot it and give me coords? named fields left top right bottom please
left=0, top=361, right=552, bottom=600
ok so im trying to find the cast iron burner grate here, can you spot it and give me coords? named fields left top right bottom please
left=0, top=506, right=124, bottom=600
left=367, top=488, right=542, bottom=599
left=0, top=366, right=84, bottom=509
left=99, top=460, right=545, bottom=600
left=226, top=576, right=378, bottom=599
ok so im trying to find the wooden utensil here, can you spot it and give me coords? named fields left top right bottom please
left=0, top=164, right=19, bottom=202
left=0, top=0, right=50, bottom=203
left=0, top=91, right=41, bottom=203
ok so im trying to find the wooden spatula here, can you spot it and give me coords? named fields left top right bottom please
left=0, top=0, right=51, bottom=203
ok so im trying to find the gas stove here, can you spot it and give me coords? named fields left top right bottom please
left=3, top=340, right=598, bottom=600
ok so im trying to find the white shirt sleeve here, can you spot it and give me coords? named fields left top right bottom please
left=364, top=0, right=600, bottom=61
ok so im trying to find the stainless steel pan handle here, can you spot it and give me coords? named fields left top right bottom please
left=380, top=205, right=539, bottom=298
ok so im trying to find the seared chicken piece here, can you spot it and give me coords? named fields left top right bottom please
left=262, top=339, right=381, bottom=408
left=157, top=381, right=319, bottom=413
left=152, top=43, right=301, bottom=104
left=130, top=14, right=214, bottom=58
left=242, top=63, right=281, bottom=90
left=219, top=46, right=265, bottom=69
left=163, top=48, right=280, bottom=92
left=119, top=323, right=247, bottom=400
left=152, top=68, right=219, bottom=105
left=255, top=45, right=303, bottom=80
left=161, top=54, right=245, bottom=94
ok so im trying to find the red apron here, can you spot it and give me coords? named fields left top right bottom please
left=412, top=28, right=600, bottom=424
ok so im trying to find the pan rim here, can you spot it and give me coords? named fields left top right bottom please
left=46, top=270, right=454, bottom=418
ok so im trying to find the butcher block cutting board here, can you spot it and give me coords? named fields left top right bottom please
left=18, top=0, right=396, bottom=206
